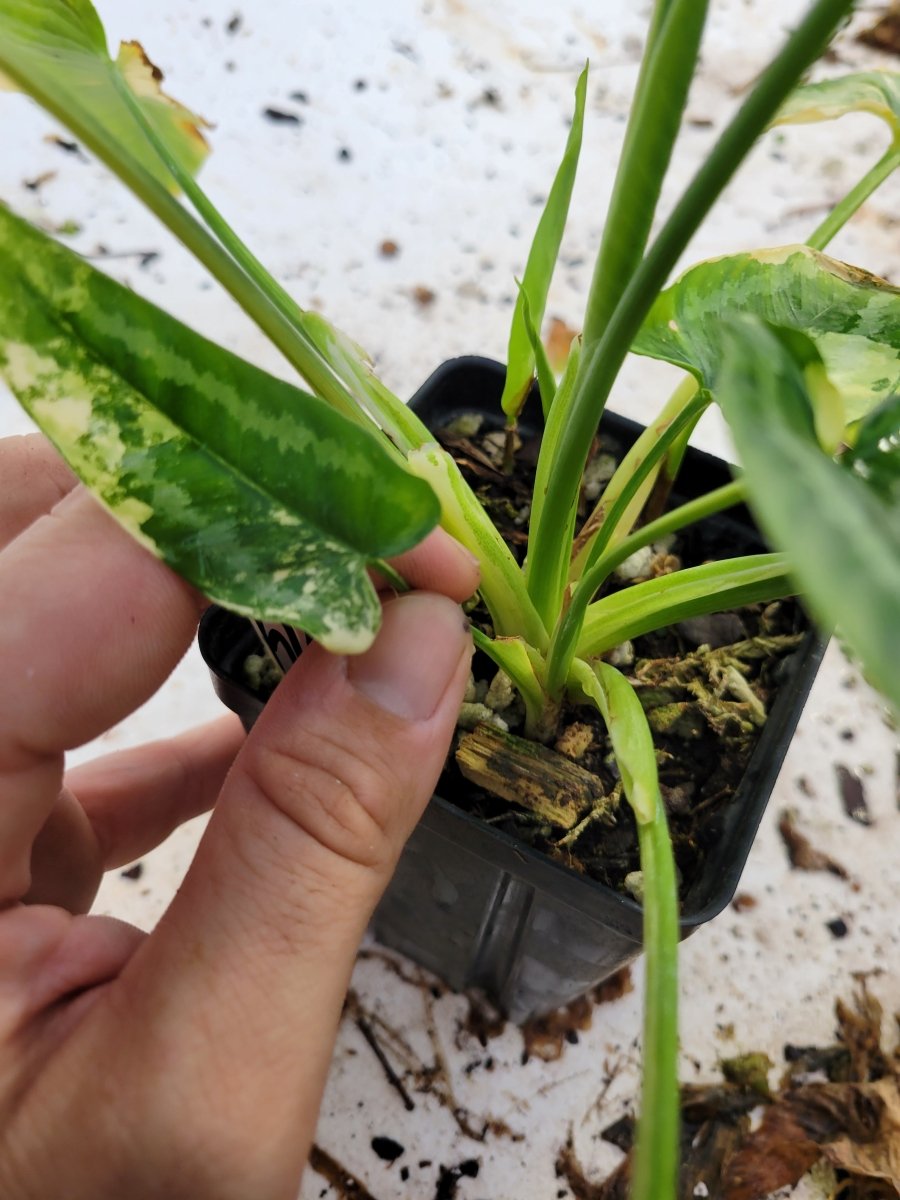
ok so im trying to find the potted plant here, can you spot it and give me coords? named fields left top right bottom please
left=0, top=2, right=897, bottom=1197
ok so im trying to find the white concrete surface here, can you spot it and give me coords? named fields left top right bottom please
left=1, top=2, right=897, bottom=1197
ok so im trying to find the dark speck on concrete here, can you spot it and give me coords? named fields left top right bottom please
left=435, top=1159, right=480, bottom=1200
left=371, top=1136, right=404, bottom=1163
left=827, top=917, right=849, bottom=938
left=837, top=764, right=871, bottom=825
left=391, top=40, right=418, bottom=61
left=263, top=107, right=302, bottom=125
left=47, top=136, right=84, bottom=158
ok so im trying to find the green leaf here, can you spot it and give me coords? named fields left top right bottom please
left=773, top=70, right=900, bottom=144
left=406, top=443, right=548, bottom=650
left=717, top=318, right=900, bottom=712
left=0, top=0, right=405, bottom=429
left=470, top=630, right=548, bottom=737
left=518, top=285, right=557, bottom=420
left=499, top=65, right=587, bottom=422
left=570, top=374, right=706, bottom=582
left=634, top=246, right=900, bottom=426
left=570, top=660, right=660, bottom=825
left=846, top=393, right=900, bottom=505
left=299, top=312, right=433, bottom=452
left=531, top=0, right=857, bottom=662
left=546, top=383, right=711, bottom=699
left=576, top=554, right=794, bottom=660
left=524, top=336, right=583, bottom=626
left=0, top=203, right=439, bottom=653
left=569, top=658, right=679, bottom=1200
left=0, top=1, right=209, bottom=193
left=581, top=0, right=709, bottom=348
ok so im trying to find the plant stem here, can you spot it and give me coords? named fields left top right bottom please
left=575, top=553, right=793, bottom=659
left=644, top=0, right=676, bottom=56
left=806, top=144, right=900, bottom=251
left=528, top=0, right=855, bottom=618
left=568, top=660, right=680, bottom=1200
left=406, top=445, right=549, bottom=650
left=581, top=0, right=709, bottom=347
left=470, top=628, right=549, bottom=735
left=110, top=74, right=435, bottom=454
left=3, top=58, right=396, bottom=446
left=631, top=804, right=680, bottom=1200
left=545, top=390, right=709, bottom=696
left=570, top=375, right=702, bottom=578
left=371, top=560, right=410, bottom=592
left=581, top=479, right=745, bottom=596
left=525, top=339, right=584, bottom=627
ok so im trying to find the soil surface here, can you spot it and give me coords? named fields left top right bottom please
left=434, top=413, right=811, bottom=900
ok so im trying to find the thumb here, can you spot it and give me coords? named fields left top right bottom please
left=75, top=593, right=471, bottom=1193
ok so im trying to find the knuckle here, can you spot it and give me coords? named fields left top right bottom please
left=244, top=734, right=402, bottom=873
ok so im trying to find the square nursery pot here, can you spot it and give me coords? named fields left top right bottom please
left=199, top=356, right=825, bottom=1023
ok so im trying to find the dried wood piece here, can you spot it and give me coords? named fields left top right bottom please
left=455, top=722, right=610, bottom=830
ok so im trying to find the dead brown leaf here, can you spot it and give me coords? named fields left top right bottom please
left=522, top=994, right=594, bottom=1062
left=722, top=1102, right=821, bottom=1200
left=680, top=1117, right=750, bottom=1200
left=837, top=982, right=889, bottom=1083
left=544, top=316, right=579, bottom=372
left=724, top=1080, right=900, bottom=1199
left=597, top=984, right=900, bottom=1200
left=591, top=966, right=633, bottom=1006
left=823, top=1078, right=900, bottom=1188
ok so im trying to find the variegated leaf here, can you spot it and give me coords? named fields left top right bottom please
left=0, top=0, right=209, bottom=193
left=773, top=71, right=900, bottom=143
left=847, top=393, right=900, bottom=505
left=0, top=203, right=440, bottom=653
left=633, top=246, right=900, bottom=426
left=717, top=318, right=900, bottom=712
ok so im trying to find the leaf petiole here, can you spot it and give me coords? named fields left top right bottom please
left=807, top=144, right=900, bottom=251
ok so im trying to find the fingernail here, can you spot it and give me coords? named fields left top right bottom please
left=349, top=593, right=471, bottom=720
left=455, top=540, right=481, bottom=571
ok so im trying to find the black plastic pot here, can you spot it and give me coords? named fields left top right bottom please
left=199, top=356, right=825, bottom=1022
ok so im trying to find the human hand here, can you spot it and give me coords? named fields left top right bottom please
left=0, top=433, right=476, bottom=1199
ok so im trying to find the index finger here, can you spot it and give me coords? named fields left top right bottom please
left=383, top=527, right=480, bottom=602
left=0, top=434, right=77, bottom=549
left=0, top=487, right=202, bottom=903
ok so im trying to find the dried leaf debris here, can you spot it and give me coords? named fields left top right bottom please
left=582, top=980, right=900, bottom=1200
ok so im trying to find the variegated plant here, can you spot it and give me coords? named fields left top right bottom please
left=1, top=2, right=898, bottom=1199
